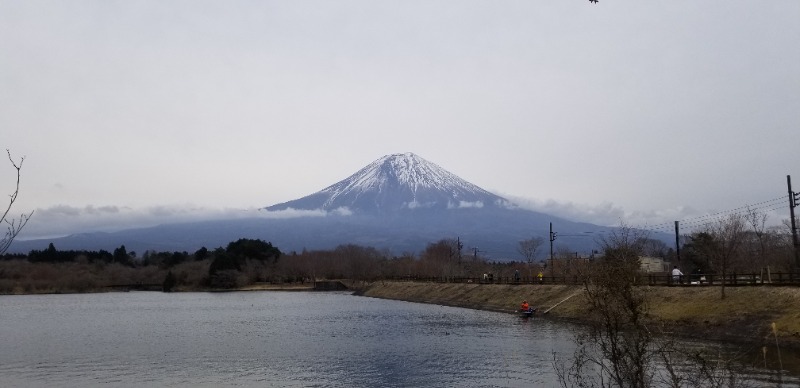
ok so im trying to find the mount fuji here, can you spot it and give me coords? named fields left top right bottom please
left=267, top=152, right=513, bottom=214
left=10, top=153, right=614, bottom=260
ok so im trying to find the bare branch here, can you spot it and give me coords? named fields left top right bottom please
left=1, top=150, right=34, bottom=255
left=518, top=236, right=544, bottom=263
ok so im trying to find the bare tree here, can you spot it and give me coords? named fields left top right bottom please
left=420, top=238, right=463, bottom=279
left=744, top=206, right=769, bottom=270
left=518, top=236, right=544, bottom=278
left=704, top=214, right=746, bottom=300
left=555, top=225, right=753, bottom=387
left=556, top=225, right=655, bottom=388
left=518, top=236, right=544, bottom=263
left=1, top=150, right=33, bottom=255
left=640, top=238, right=671, bottom=259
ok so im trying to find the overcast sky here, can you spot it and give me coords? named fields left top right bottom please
left=2, top=1, right=799, bottom=240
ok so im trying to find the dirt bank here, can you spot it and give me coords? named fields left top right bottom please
left=356, top=281, right=800, bottom=349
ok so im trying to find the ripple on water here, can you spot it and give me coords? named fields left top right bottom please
left=0, top=291, right=797, bottom=387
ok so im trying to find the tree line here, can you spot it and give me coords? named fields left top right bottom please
left=0, top=237, right=542, bottom=293
left=680, top=210, right=797, bottom=298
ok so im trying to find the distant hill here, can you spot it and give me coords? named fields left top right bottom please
left=11, top=152, right=647, bottom=260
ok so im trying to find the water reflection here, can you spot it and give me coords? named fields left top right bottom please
left=0, top=291, right=796, bottom=387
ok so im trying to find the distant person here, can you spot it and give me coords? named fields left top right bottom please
left=672, top=266, right=684, bottom=283
left=514, top=270, right=520, bottom=283
left=520, top=300, right=530, bottom=312
left=537, top=271, right=543, bottom=284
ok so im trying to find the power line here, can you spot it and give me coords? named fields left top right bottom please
left=630, top=194, right=790, bottom=235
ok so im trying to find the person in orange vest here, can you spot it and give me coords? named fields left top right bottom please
left=520, top=300, right=530, bottom=312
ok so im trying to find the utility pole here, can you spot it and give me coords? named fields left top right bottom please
left=789, top=175, right=800, bottom=269
left=549, top=222, right=557, bottom=277
left=457, top=237, right=463, bottom=263
left=674, top=221, right=681, bottom=268
left=472, top=247, right=482, bottom=260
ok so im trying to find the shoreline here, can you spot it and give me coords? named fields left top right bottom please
left=354, top=281, right=800, bottom=351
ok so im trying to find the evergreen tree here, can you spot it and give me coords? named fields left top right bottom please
left=162, top=270, right=177, bottom=292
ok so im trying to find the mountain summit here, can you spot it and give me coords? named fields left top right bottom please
left=266, top=152, right=511, bottom=214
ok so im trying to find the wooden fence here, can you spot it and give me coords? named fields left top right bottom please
left=646, top=272, right=800, bottom=286
left=388, top=272, right=800, bottom=287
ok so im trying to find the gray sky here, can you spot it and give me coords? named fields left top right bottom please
left=2, top=1, right=799, bottom=240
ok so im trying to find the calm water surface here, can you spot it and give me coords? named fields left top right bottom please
left=0, top=291, right=796, bottom=387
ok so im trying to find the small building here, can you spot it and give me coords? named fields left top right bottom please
left=639, top=256, right=670, bottom=273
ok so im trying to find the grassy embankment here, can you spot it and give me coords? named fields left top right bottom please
left=356, top=281, right=800, bottom=349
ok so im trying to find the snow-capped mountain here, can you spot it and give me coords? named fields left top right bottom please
left=13, top=152, right=653, bottom=259
left=266, top=152, right=512, bottom=214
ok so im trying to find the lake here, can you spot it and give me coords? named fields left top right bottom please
left=0, top=291, right=795, bottom=387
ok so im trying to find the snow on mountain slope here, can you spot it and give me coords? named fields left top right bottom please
left=266, top=152, right=513, bottom=214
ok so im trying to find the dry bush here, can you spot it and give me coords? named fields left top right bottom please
left=209, top=269, right=243, bottom=289
left=554, top=225, right=769, bottom=388
left=171, top=260, right=210, bottom=288
left=556, top=226, right=656, bottom=388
